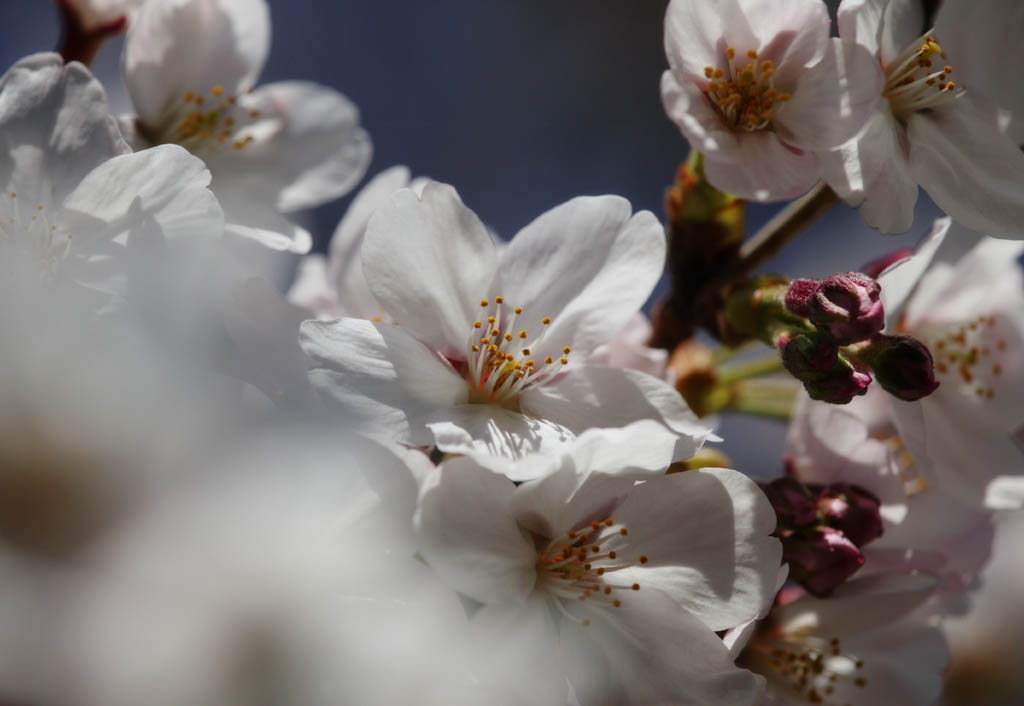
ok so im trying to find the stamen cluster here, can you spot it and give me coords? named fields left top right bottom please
left=883, top=32, right=963, bottom=119
left=465, top=296, right=572, bottom=405
left=536, top=516, right=645, bottom=625
left=704, top=48, right=790, bottom=132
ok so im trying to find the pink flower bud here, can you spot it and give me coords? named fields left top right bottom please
left=818, top=483, right=883, bottom=547
left=807, top=273, right=885, bottom=345
left=782, top=526, right=865, bottom=597
left=780, top=333, right=872, bottom=403
left=783, top=278, right=820, bottom=318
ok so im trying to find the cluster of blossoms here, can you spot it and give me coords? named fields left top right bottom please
left=0, top=0, right=1020, bottom=704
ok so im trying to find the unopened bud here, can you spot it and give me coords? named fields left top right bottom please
left=786, top=273, right=884, bottom=345
left=855, top=334, right=939, bottom=401
left=762, top=477, right=818, bottom=529
left=779, top=332, right=871, bottom=403
left=818, top=483, right=883, bottom=546
left=782, top=526, right=865, bottom=597
left=809, top=273, right=884, bottom=345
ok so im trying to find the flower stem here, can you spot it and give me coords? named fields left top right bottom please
left=715, top=355, right=784, bottom=386
left=730, top=181, right=840, bottom=281
left=721, top=379, right=799, bottom=419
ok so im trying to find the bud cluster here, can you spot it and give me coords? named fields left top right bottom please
left=723, top=272, right=939, bottom=403
left=762, top=477, right=884, bottom=597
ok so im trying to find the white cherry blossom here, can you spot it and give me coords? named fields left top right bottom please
left=415, top=442, right=782, bottom=705
left=825, top=0, right=1024, bottom=236
left=120, top=0, right=371, bottom=252
left=661, top=0, right=882, bottom=201
left=878, top=219, right=1024, bottom=508
left=300, top=181, right=712, bottom=474
left=786, top=386, right=995, bottom=595
left=730, top=573, right=948, bottom=706
left=0, top=53, right=223, bottom=294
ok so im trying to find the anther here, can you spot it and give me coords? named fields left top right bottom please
left=495, top=296, right=504, bottom=304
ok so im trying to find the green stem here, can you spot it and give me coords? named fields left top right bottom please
left=721, top=379, right=799, bottom=419
left=715, top=355, right=785, bottom=386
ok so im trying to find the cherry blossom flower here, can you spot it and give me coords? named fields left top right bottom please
left=300, top=181, right=712, bottom=474
left=877, top=218, right=1024, bottom=508
left=415, top=442, right=782, bottom=705
left=730, top=573, right=948, bottom=706
left=0, top=54, right=223, bottom=294
left=661, top=0, right=882, bottom=201
left=825, top=0, right=1024, bottom=236
left=289, top=166, right=418, bottom=320
left=120, top=0, right=371, bottom=252
left=786, top=386, right=995, bottom=594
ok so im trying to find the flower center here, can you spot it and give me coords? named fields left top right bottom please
left=464, top=296, right=572, bottom=405
left=0, top=192, right=73, bottom=277
left=154, top=85, right=263, bottom=156
left=883, top=32, right=964, bottom=120
left=535, top=516, right=645, bottom=626
left=920, top=313, right=1011, bottom=402
left=741, top=628, right=869, bottom=705
left=703, top=47, right=790, bottom=132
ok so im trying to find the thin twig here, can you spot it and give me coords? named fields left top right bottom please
left=731, top=181, right=840, bottom=281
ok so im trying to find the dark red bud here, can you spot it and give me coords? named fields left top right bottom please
left=784, top=278, right=820, bottom=318
left=818, top=483, right=884, bottom=547
left=780, top=333, right=872, bottom=403
left=782, top=526, right=865, bottom=597
left=763, top=477, right=819, bottom=529
left=857, top=334, right=940, bottom=401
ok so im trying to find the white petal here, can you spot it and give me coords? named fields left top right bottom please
left=564, top=586, right=763, bottom=706
left=609, top=468, right=782, bottom=631
left=0, top=54, right=127, bottom=205
left=326, top=166, right=412, bottom=319
left=663, top=0, right=722, bottom=81
left=62, top=144, right=224, bottom=244
left=510, top=462, right=636, bottom=539
left=877, top=216, right=950, bottom=323
left=468, top=601, right=568, bottom=706
left=774, top=572, right=937, bottom=636
left=362, top=182, right=498, bottom=357
left=427, top=404, right=576, bottom=477
left=837, top=0, right=886, bottom=56
left=216, top=181, right=311, bottom=252
left=779, top=39, right=884, bottom=151
left=210, top=81, right=372, bottom=212
left=522, top=366, right=713, bottom=464
left=878, top=0, right=925, bottom=65
left=935, top=0, right=1024, bottom=144
left=735, top=0, right=830, bottom=85
left=124, top=0, right=270, bottom=127
left=300, top=318, right=467, bottom=446
left=415, top=459, right=536, bottom=605
left=660, top=71, right=738, bottom=156
left=703, top=132, right=821, bottom=202
left=497, top=196, right=665, bottom=359
left=288, top=254, right=343, bottom=318
left=909, top=98, right=1024, bottom=239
